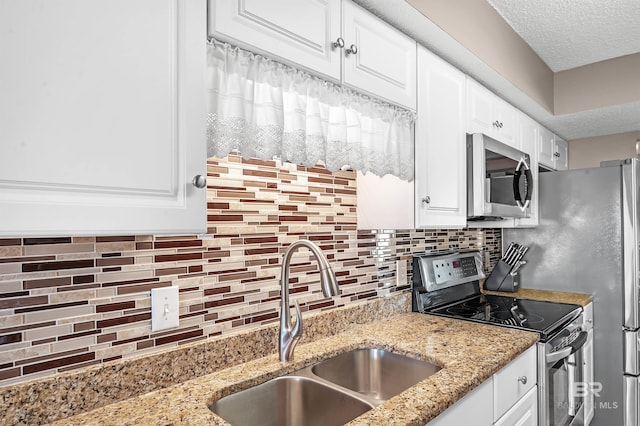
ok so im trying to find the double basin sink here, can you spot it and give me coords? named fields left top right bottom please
left=209, top=348, right=441, bottom=426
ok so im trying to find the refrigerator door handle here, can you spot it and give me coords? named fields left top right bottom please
left=624, top=375, right=639, bottom=426
left=624, top=330, right=640, bottom=375
left=622, top=161, right=639, bottom=329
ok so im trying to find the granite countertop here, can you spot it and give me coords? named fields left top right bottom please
left=482, top=286, right=592, bottom=306
left=52, top=312, right=539, bottom=426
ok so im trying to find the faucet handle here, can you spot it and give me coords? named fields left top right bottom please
left=292, top=300, right=303, bottom=339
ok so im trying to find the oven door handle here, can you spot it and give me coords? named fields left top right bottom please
left=546, top=346, right=572, bottom=364
left=546, top=331, right=588, bottom=364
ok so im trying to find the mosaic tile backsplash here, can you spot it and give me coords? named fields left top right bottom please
left=0, top=154, right=501, bottom=386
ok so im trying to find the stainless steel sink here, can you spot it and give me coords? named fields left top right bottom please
left=311, top=348, right=441, bottom=401
left=209, top=376, right=373, bottom=426
left=209, top=348, right=441, bottom=425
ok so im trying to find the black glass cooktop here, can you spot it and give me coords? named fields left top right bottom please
left=428, top=294, right=582, bottom=341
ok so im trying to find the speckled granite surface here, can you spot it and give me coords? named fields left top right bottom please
left=1, top=293, right=410, bottom=425
left=49, top=312, right=538, bottom=426
left=482, top=287, right=592, bottom=306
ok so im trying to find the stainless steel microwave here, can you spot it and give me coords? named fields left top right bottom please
left=467, top=133, right=533, bottom=220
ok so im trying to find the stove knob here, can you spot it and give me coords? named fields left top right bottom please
left=518, top=376, right=527, bottom=385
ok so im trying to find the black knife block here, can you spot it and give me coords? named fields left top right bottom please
left=484, top=260, right=520, bottom=292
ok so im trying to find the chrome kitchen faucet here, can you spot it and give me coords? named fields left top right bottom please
left=279, top=240, right=340, bottom=362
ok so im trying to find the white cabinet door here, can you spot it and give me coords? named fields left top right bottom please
left=0, top=0, right=206, bottom=237
left=428, top=379, right=493, bottom=426
left=493, top=96, right=519, bottom=148
left=466, top=79, right=518, bottom=147
left=208, top=0, right=342, bottom=81
left=356, top=171, right=414, bottom=229
left=494, top=386, right=538, bottom=426
left=467, top=80, right=495, bottom=136
left=555, top=137, right=569, bottom=170
left=538, top=126, right=556, bottom=169
left=415, top=46, right=466, bottom=228
left=342, top=1, right=416, bottom=109
left=515, top=113, right=539, bottom=227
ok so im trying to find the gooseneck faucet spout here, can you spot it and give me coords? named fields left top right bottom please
left=279, top=240, right=340, bottom=362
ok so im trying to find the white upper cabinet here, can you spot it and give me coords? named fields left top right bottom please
left=467, top=78, right=518, bottom=148
left=208, top=0, right=416, bottom=110
left=539, top=128, right=569, bottom=170
left=208, top=0, right=342, bottom=81
left=415, top=46, right=466, bottom=228
left=538, top=126, right=556, bottom=168
left=341, top=1, right=416, bottom=109
left=356, top=172, right=414, bottom=230
left=0, top=0, right=207, bottom=237
left=555, top=136, right=569, bottom=170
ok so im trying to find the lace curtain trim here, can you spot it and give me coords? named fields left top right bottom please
left=206, top=39, right=415, bottom=181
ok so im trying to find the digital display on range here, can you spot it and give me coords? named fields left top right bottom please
left=452, top=260, right=461, bottom=268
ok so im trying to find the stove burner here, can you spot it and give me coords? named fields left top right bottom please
left=427, top=294, right=579, bottom=339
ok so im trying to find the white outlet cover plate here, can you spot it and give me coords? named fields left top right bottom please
left=151, top=286, right=179, bottom=332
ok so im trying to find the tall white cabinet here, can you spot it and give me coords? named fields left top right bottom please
left=0, top=0, right=207, bottom=237
left=414, top=46, right=467, bottom=228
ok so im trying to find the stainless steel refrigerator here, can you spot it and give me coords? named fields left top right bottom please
left=504, top=158, right=640, bottom=426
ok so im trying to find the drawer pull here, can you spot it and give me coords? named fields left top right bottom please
left=518, top=376, right=527, bottom=384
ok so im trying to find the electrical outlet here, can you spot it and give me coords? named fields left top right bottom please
left=396, top=259, right=408, bottom=286
left=151, top=286, right=179, bottom=332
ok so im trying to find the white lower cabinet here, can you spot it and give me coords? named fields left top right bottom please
left=427, top=378, right=493, bottom=426
left=583, top=302, right=594, bottom=425
left=494, top=386, right=538, bottom=426
left=493, top=344, right=537, bottom=419
left=427, top=346, right=538, bottom=426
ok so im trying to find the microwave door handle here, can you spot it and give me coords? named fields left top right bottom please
left=514, top=158, right=533, bottom=211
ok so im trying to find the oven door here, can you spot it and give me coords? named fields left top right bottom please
left=542, top=331, right=588, bottom=426
left=467, top=133, right=533, bottom=220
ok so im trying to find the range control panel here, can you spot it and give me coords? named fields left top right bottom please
left=413, top=252, right=485, bottom=292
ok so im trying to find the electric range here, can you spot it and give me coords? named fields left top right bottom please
left=411, top=251, right=587, bottom=426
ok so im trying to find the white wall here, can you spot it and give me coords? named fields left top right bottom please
left=569, top=131, right=640, bottom=169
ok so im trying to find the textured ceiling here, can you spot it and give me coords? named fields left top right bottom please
left=355, top=0, right=640, bottom=140
left=487, top=0, right=640, bottom=71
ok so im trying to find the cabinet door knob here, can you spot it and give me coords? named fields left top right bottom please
left=192, top=175, right=207, bottom=189
left=493, top=120, right=500, bottom=128
left=332, top=37, right=345, bottom=49
left=422, top=196, right=431, bottom=204
left=345, top=44, right=358, bottom=55
left=518, top=376, right=527, bottom=384
left=554, top=152, right=560, bottom=158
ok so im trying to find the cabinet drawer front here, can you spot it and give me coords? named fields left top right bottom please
left=494, top=346, right=537, bottom=420
left=208, top=0, right=341, bottom=80
left=342, top=1, right=416, bottom=109
left=494, top=386, right=538, bottom=426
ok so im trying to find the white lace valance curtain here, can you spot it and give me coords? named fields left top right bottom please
left=206, top=39, right=415, bottom=181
